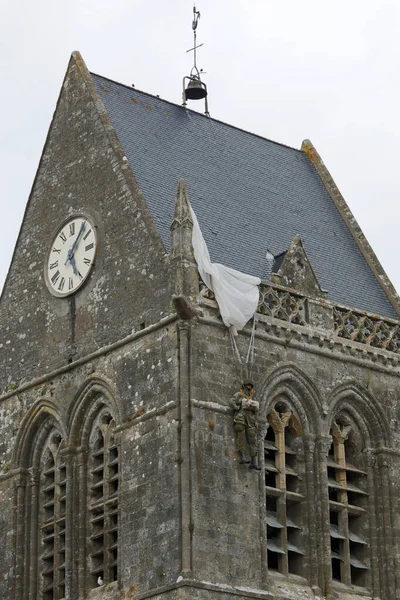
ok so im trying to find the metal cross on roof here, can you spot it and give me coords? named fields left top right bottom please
left=186, top=5, right=204, bottom=78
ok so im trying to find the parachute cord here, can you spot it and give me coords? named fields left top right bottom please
left=229, top=326, right=244, bottom=383
left=246, top=314, right=257, bottom=379
left=229, top=315, right=257, bottom=383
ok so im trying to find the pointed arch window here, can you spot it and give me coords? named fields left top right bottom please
left=38, top=428, right=67, bottom=600
left=88, top=410, right=119, bottom=589
left=327, top=419, right=369, bottom=588
left=264, top=402, right=305, bottom=576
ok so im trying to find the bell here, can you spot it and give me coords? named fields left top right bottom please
left=185, top=78, right=207, bottom=101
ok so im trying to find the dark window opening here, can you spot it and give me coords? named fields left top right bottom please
left=265, top=405, right=304, bottom=576
left=89, top=414, right=119, bottom=589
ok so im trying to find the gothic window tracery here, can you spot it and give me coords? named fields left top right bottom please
left=327, top=417, right=369, bottom=588
left=264, top=402, right=305, bottom=576
left=88, top=410, right=119, bottom=589
left=37, top=428, right=67, bottom=600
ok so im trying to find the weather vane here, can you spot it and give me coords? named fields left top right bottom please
left=182, top=4, right=210, bottom=116
left=188, top=6, right=202, bottom=76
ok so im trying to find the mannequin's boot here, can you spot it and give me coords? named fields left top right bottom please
left=239, top=451, right=250, bottom=464
left=249, top=455, right=261, bottom=470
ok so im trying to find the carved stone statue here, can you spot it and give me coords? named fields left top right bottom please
left=229, top=380, right=261, bottom=470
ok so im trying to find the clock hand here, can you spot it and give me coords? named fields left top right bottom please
left=69, top=255, right=78, bottom=276
left=70, top=220, right=86, bottom=257
left=64, top=221, right=86, bottom=267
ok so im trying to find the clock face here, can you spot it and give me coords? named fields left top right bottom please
left=46, top=215, right=97, bottom=297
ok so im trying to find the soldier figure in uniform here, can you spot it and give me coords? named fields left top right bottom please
left=230, top=380, right=261, bottom=470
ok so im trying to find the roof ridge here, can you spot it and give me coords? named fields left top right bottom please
left=90, top=71, right=303, bottom=154
left=89, top=65, right=398, bottom=319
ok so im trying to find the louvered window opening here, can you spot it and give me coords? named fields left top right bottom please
left=328, top=422, right=369, bottom=588
left=39, top=433, right=66, bottom=600
left=265, top=407, right=304, bottom=576
left=89, top=416, right=119, bottom=589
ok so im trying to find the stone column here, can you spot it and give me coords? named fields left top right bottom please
left=386, top=449, right=400, bottom=599
left=28, top=469, right=39, bottom=599
left=303, top=435, right=319, bottom=590
left=14, top=470, right=28, bottom=600
left=364, top=449, right=378, bottom=598
left=331, top=423, right=350, bottom=587
left=258, top=418, right=269, bottom=586
left=177, top=320, right=193, bottom=575
left=376, top=450, right=396, bottom=600
left=268, top=409, right=290, bottom=576
left=77, top=448, right=88, bottom=598
left=63, top=450, right=74, bottom=600
left=316, top=435, right=333, bottom=598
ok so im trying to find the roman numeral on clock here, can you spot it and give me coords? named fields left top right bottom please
left=58, top=277, right=65, bottom=291
left=85, top=243, right=94, bottom=252
left=51, top=270, right=60, bottom=285
left=83, top=229, right=92, bottom=240
left=69, top=222, right=75, bottom=236
left=69, top=278, right=74, bottom=290
left=49, top=261, right=58, bottom=270
left=83, top=258, right=91, bottom=266
left=59, top=232, right=67, bottom=243
left=52, top=247, right=61, bottom=254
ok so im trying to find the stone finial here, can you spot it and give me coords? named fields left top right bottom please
left=171, top=178, right=193, bottom=232
left=170, top=178, right=194, bottom=261
left=271, top=235, right=325, bottom=297
left=170, top=179, right=199, bottom=300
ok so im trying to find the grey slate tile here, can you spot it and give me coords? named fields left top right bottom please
left=92, top=73, right=397, bottom=319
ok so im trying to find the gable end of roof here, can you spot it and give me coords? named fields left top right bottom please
left=302, top=139, right=400, bottom=318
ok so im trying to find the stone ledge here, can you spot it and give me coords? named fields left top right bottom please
left=197, top=305, right=400, bottom=375
left=88, top=581, right=119, bottom=599
left=123, top=577, right=376, bottom=599
left=0, top=312, right=178, bottom=404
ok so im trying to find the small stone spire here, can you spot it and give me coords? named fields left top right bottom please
left=170, top=178, right=199, bottom=303
left=271, top=235, right=326, bottom=297
left=171, top=178, right=193, bottom=238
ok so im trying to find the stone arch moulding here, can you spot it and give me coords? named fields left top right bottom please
left=326, top=381, right=392, bottom=448
left=12, top=398, right=67, bottom=469
left=68, top=375, right=121, bottom=448
left=68, top=375, right=121, bottom=594
left=258, top=362, right=324, bottom=434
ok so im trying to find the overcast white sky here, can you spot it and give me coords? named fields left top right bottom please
left=1, top=0, right=400, bottom=299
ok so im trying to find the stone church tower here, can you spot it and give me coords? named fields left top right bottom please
left=0, top=52, right=399, bottom=600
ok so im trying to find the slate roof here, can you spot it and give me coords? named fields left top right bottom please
left=92, top=73, right=397, bottom=319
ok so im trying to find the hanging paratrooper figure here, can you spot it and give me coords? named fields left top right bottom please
left=230, top=380, right=261, bottom=470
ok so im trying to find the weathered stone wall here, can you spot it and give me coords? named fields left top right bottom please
left=0, top=51, right=183, bottom=600
left=191, top=407, right=262, bottom=585
left=0, top=52, right=173, bottom=392
left=119, top=401, right=180, bottom=594
left=0, top=321, right=180, bottom=599
left=0, top=477, right=13, bottom=599
left=187, top=303, right=400, bottom=600
left=1, top=292, right=399, bottom=600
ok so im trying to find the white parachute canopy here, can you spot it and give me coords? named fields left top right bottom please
left=189, top=203, right=261, bottom=335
